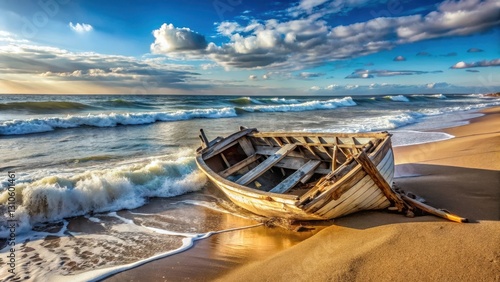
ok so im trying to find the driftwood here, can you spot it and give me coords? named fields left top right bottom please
left=400, top=194, right=468, bottom=223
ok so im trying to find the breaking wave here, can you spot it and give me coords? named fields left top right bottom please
left=430, top=94, right=447, bottom=99
left=0, top=108, right=237, bottom=135
left=269, top=97, right=300, bottom=104
left=229, top=97, right=263, bottom=105
left=385, top=95, right=410, bottom=102
left=2, top=95, right=498, bottom=136
left=0, top=152, right=207, bottom=236
left=240, top=96, right=356, bottom=112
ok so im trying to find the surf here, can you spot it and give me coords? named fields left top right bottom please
left=239, top=96, right=356, bottom=112
left=0, top=107, right=237, bottom=135
left=0, top=152, right=207, bottom=237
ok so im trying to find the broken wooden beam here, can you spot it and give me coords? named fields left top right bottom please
left=401, top=194, right=468, bottom=223
left=354, top=150, right=405, bottom=212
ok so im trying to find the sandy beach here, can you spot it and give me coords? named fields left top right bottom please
left=105, top=107, right=500, bottom=281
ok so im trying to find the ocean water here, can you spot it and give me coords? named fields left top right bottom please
left=1, top=93, right=499, bottom=280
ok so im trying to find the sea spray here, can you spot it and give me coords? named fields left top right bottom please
left=0, top=153, right=207, bottom=237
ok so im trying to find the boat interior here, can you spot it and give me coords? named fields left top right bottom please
left=198, top=128, right=389, bottom=198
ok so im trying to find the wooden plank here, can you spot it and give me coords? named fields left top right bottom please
left=330, top=170, right=367, bottom=200
left=208, top=136, right=223, bottom=147
left=320, top=177, right=378, bottom=217
left=238, top=137, right=256, bottom=156
left=269, top=160, right=321, bottom=194
left=300, top=170, right=315, bottom=184
left=339, top=189, right=385, bottom=217
left=400, top=195, right=468, bottom=223
left=220, top=153, right=230, bottom=168
left=199, top=129, right=210, bottom=148
left=351, top=137, right=359, bottom=153
left=274, top=157, right=330, bottom=175
left=249, top=132, right=389, bottom=139
left=272, top=137, right=283, bottom=146
left=219, top=154, right=260, bottom=178
left=299, top=161, right=360, bottom=208
left=312, top=137, right=329, bottom=155
left=332, top=145, right=338, bottom=171
left=252, top=134, right=380, bottom=149
left=353, top=150, right=405, bottom=211
left=256, top=146, right=310, bottom=159
left=364, top=192, right=390, bottom=210
left=369, top=137, right=391, bottom=162
left=256, top=146, right=331, bottom=163
left=377, top=150, right=394, bottom=181
left=261, top=137, right=273, bottom=147
left=316, top=174, right=372, bottom=216
left=300, top=137, right=322, bottom=159
left=236, top=144, right=297, bottom=186
left=203, top=128, right=256, bottom=159
left=297, top=158, right=355, bottom=205
left=301, top=142, right=367, bottom=149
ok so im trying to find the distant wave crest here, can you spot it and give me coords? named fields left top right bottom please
left=430, top=94, right=447, bottom=99
left=269, top=97, right=300, bottom=104
left=100, top=99, right=158, bottom=109
left=229, top=97, right=263, bottom=105
left=0, top=108, right=237, bottom=135
left=385, top=95, right=410, bottom=102
left=240, top=96, right=356, bottom=112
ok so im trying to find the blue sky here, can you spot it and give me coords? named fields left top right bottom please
left=0, top=0, right=499, bottom=95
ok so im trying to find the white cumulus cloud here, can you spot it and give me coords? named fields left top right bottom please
left=151, top=23, right=207, bottom=53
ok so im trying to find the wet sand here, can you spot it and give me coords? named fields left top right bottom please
left=107, top=107, right=500, bottom=282
left=101, top=188, right=325, bottom=282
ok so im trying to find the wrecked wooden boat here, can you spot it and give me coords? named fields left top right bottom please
left=195, top=127, right=467, bottom=222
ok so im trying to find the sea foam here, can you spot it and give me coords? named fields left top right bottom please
left=0, top=152, right=207, bottom=237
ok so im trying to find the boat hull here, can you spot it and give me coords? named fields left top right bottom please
left=195, top=137, right=394, bottom=221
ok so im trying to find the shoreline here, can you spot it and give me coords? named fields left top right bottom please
left=104, top=106, right=500, bottom=281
